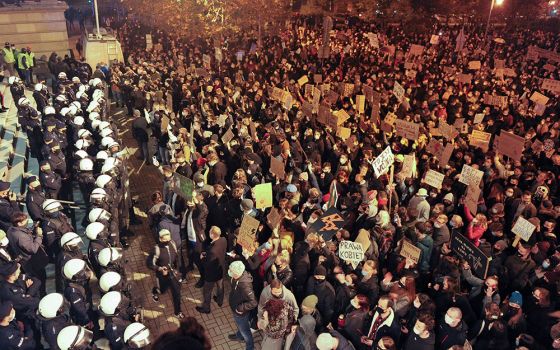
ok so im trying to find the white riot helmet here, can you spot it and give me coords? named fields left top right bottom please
left=18, top=97, right=30, bottom=107
left=88, top=111, right=100, bottom=121
left=101, top=136, right=115, bottom=148
left=90, top=188, right=107, bottom=202
left=62, top=259, right=90, bottom=281
left=101, top=163, right=115, bottom=175
left=99, top=271, right=122, bottom=293
left=85, top=222, right=106, bottom=240
left=58, top=72, right=67, bottom=79
left=124, top=323, right=151, bottom=348
left=100, top=128, right=113, bottom=138
left=75, top=139, right=90, bottom=150
left=92, top=78, right=103, bottom=88
left=34, top=83, right=44, bottom=92
left=98, top=247, right=123, bottom=267
left=91, top=119, right=102, bottom=130
left=75, top=150, right=89, bottom=160
left=77, top=129, right=92, bottom=139
left=96, top=150, right=109, bottom=161
left=93, top=89, right=104, bottom=100
left=99, top=121, right=111, bottom=131
left=38, top=293, right=65, bottom=319
left=8, top=76, right=17, bottom=85
left=99, top=291, right=122, bottom=316
left=55, top=94, right=68, bottom=104
left=68, top=105, right=78, bottom=117
left=73, top=116, right=85, bottom=126
left=60, top=232, right=82, bottom=249
left=108, top=141, right=120, bottom=150
left=86, top=101, right=99, bottom=113
left=71, top=100, right=81, bottom=110
left=95, top=174, right=112, bottom=188
left=60, top=107, right=70, bottom=117
left=43, top=199, right=63, bottom=213
left=79, top=158, right=94, bottom=171
left=57, top=325, right=93, bottom=350
left=88, top=207, right=111, bottom=222
left=44, top=106, right=56, bottom=116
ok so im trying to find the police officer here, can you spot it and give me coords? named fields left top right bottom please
left=25, top=176, right=46, bottom=222
left=85, top=222, right=111, bottom=276
left=0, top=230, right=13, bottom=268
left=8, top=76, right=24, bottom=104
left=0, top=181, right=20, bottom=231
left=77, top=158, right=96, bottom=209
left=88, top=206, right=122, bottom=247
left=37, top=293, right=72, bottom=350
left=62, top=259, right=94, bottom=328
left=147, top=229, right=185, bottom=319
left=98, top=247, right=127, bottom=276
left=123, top=322, right=151, bottom=349
left=54, top=72, right=70, bottom=95
left=99, top=290, right=139, bottom=323
left=46, top=143, right=67, bottom=179
left=0, top=301, right=36, bottom=350
left=17, top=98, right=40, bottom=133
left=32, top=83, right=49, bottom=114
left=58, top=232, right=87, bottom=279
left=57, top=325, right=94, bottom=350
left=41, top=199, right=74, bottom=258
left=39, top=161, right=62, bottom=199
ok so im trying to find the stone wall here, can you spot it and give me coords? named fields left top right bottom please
left=0, top=0, right=70, bottom=59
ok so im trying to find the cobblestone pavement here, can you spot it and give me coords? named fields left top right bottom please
left=115, top=105, right=263, bottom=349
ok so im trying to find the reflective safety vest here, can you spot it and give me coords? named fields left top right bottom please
left=26, top=52, right=34, bottom=68
left=17, top=53, right=27, bottom=70
left=2, top=47, right=15, bottom=64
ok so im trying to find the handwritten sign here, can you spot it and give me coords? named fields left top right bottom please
left=298, top=75, right=309, bottom=86
left=393, top=81, right=405, bottom=102
left=511, top=217, right=536, bottom=243
left=451, top=232, right=490, bottom=278
left=266, top=208, right=282, bottom=230
left=400, top=154, right=416, bottom=179
left=238, top=215, right=260, bottom=253
left=459, top=164, right=484, bottom=187
left=254, top=183, right=273, bottom=209
left=409, top=44, right=425, bottom=56
left=464, top=185, right=481, bottom=215
left=400, top=240, right=421, bottom=263
left=440, top=143, right=454, bottom=167
left=356, top=95, right=365, bottom=114
left=457, top=73, right=472, bottom=84
left=469, top=130, right=491, bottom=152
left=484, top=94, right=508, bottom=108
left=474, top=113, right=485, bottom=124
left=395, top=119, right=420, bottom=140
left=542, top=79, right=560, bottom=94
left=430, top=35, right=440, bottom=45
left=468, top=61, right=481, bottom=70
left=495, top=131, right=525, bottom=162
left=372, top=146, right=394, bottom=178
left=530, top=91, right=549, bottom=105
left=439, top=121, right=459, bottom=140
left=381, top=112, right=397, bottom=133
left=423, top=170, right=445, bottom=190
left=270, top=156, right=285, bottom=180
left=339, top=241, right=365, bottom=268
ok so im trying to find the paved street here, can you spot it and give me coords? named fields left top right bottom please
left=115, top=105, right=262, bottom=349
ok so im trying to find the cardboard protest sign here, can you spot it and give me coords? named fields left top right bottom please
left=430, top=35, right=440, bottom=45
left=439, top=121, right=459, bottom=140
left=464, top=185, right=481, bottom=215
left=271, top=87, right=285, bottom=101
left=469, top=130, right=491, bottom=152
left=371, top=103, right=380, bottom=124
left=468, top=61, right=481, bottom=70
left=395, top=119, right=420, bottom=140
left=334, top=109, right=351, bottom=126
left=503, top=68, right=517, bottom=77
left=400, top=240, right=421, bottom=263
left=459, top=164, right=484, bottom=187
left=404, top=61, right=414, bottom=70
left=534, top=103, right=546, bottom=116
left=483, top=94, right=508, bottom=108
left=372, top=146, right=394, bottom=178
left=363, top=85, right=374, bottom=103
left=313, top=74, right=322, bottom=84
left=195, top=68, right=210, bottom=79
left=440, top=143, right=454, bottom=167
left=494, top=58, right=505, bottom=69
left=356, top=95, right=365, bottom=114
left=238, top=215, right=260, bottom=253
left=301, top=101, right=313, bottom=118
left=337, top=127, right=351, bottom=140
left=214, top=47, right=223, bottom=62
left=542, top=79, right=560, bottom=94
left=355, top=229, right=371, bottom=252
left=270, top=156, right=285, bottom=180
left=443, top=66, right=456, bottom=75
left=253, top=183, right=273, bottom=209
left=474, top=113, right=485, bottom=124
left=423, top=169, right=445, bottom=190
left=451, top=232, right=490, bottom=278
left=393, top=81, right=405, bottom=102
left=221, top=127, right=234, bottom=144
left=325, top=90, right=339, bottom=105
left=202, top=54, right=211, bottom=68
left=495, top=131, right=525, bottom=162
left=326, top=113, right=339, bottom=130
left=400, top=154, right=416, bottom=179
left=409, top=44, right=425, bottom=56
left=455, top=73, right=472, bottom=84
left=312, top=87, right=322, bottom=111
left=282, top=92, right=294, bottom=110
left=511, top=217, right=536, bottom=243
left=173, top=173, right=194, bottom=201
left=266, top=208, right=282, bottom=230
left=339, top=241, right=365, bottom=268
left=426, top=139, right=443, bottom=158
left=531, top=139, right=543, bottom=154
left=298, top=75, right=309, bottom=86
left=308, top=207, right=345, bottom=240
left=318, top=105, right=331, bottom=125
left=530, top=92, right=549, bottom=105
left=381, top=112, right=397, bottom=133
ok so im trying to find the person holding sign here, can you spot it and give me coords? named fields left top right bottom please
left=464, top=206, right=488, bottom=247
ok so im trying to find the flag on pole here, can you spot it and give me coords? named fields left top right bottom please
left=327, top=180, right=338, bottom=209
left=455, top=27, right=466, bottom=52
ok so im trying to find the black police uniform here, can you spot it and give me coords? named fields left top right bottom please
left=0, top=319, right=36, bottom=350
left=0, top=196, right=20, bottom=232
left=39, top=313, right=71, bottom=350
left=25, top=187, right=45, bottom=222
left=104, top=317, right=130, bottom=350
left=64, top=282, right=93, bottom=326
left=39, top=169, right=61, bottom=199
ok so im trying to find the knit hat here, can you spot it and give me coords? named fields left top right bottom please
left=241, top=199, right=254, bottom=211
left=158, top=229, right=171, bottom=240
left=286, top=184, right=297, bottom=193
left=509, top=291, right=523, bottom=307
left=316, top=333, right=336, bottom=350
left=302, top=295, right=318, bottom=309
left=228, top=261, right=245, bottom=277
left=314, top=265, right=327, bottom=277
left=443, top=193, right=454, bottom=202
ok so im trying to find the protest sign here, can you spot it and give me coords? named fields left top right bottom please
left=195, top=68, right=210, bottom=79
left=459, top=164, right=484, bottom=187
left=400, top=240, right=421, bottom=263
left=503, top=68, right=517, bottom=77
left=173, top=173, right=194, bottom=201
left=282, top=92, right=293, bottom=110
left=341, top=83, right=354, bottom=97
left=495, top=131, right=525, bottom=162
left=430, top=34, right=440, bottom=45
left=542, top=79, right=560, bottom=94
left=395, top=119, right=420, bottom=140
left=308, top=207, right=346, bottom=240
left=270, top=156, right=285, bottom=180
left=318, top=105, right=331, bottom=125
left=440, top=143, right=454, bottom=167
left=483, top=94, right=508, bottom=107
left=381, top=112, right=397, bottom=132
left=356, top=95, right=365, bottom=114
left=404, top=61, right=414, bottom=70
left=367, top=32, right=379, bottom=48
left=355, top=229, right=371, bottom=252
left=314, top=74, right=323, bottom=84
left=511, top=217, right=536, bottom=244
left=534, top=103, right=546, bottom=116
left=334, top=109, right=351, bottom=125
left=214, top=47, right=223, bottom=62
left=530, top=91, right=549, bottom=105
left=423, top=169, right=445, bottom=190
left=451, top=232, right=490, bottom=278
left=312, top=87, right=321, bottom=111
left=271, top=87, right=285, bottom=101
left=266, top=208, right=282, bottom=230
left=494, top=58, right=505, bottom=69
left=457, top=73, right=472, bottom=84
left=298, top=75, right=309, bottom=86
left=301, top=101, right=313, bottom=118
left=439, top=121, right=459, bottom=140
left=371, top=146, right=394, bottom=178
left=469, top=130, right=491, bottom=152
left=474, top=113, right=485, bottom=124
left=393, top=81, right=405, bottom=102
left=468, top=61, right=481, bottom=70
left=221, top=127, right=234, bottom=144
left=339, top=241, right=365, bottom=268
left=254, top=183, right=273, bottom=209
left=464, top=185, right=481, bottom=215
left=400, top=154, right=416, bottom=179
left=426, top=139, right=443, bottom=158
left=405, top=70, right=417, bottom=80
left=409, top=44, right=424, bottom=56
left=238, top=215, right=260, bottom=253
left=202, top=54, right=211, bottom=68
left=249, top=121, right=258, bottom=141
left=531, top=139, right=543, bottom=154
left=325, top=90, right=339, bottom=104
left=337, top=127, right=351, bottom=140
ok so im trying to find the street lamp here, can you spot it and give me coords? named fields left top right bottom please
left=484, top=0, right=504, bottom=42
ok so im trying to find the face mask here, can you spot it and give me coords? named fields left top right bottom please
left=413, top=299, right=421, bottom=309
left=542, top=260, right=551, bottom=269
left=197, top=182, right=204, bottom=187
left=350, top=299, right=359, bottom=309
left=434, top=222, right=442, bottom=229
left=449, top=222, right=456, bottom=228
left=361, top=270, right=370, bottom=277
left=413, top=325, right=422, bottom=335
left=444, top=314, right=455, bottom=327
